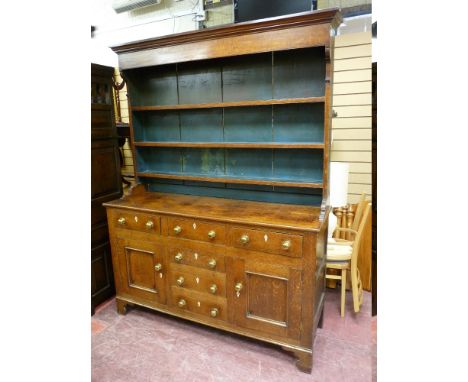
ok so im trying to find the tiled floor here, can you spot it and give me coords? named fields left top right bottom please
left=92, top=289, right=376, bottom=382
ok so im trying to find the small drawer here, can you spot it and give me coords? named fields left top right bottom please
left=168, top=246, right=225, bottom=272
left=112, top=210, right=161, bottom=234
left=170, top=263, right=226, bottom=297
left=228, top=227, right=303, bottom=258
left=167, top=217, right=226, bottom=244
left=171, top=286, right=227, bottom=321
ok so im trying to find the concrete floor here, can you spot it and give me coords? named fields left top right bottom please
left=92, top=288, right=376, bottom=381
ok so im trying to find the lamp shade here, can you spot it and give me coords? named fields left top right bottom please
left=329, top=162, right=349, bottom=207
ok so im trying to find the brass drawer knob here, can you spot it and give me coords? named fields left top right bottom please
left=208, top=230, right=216, bottom=239
left=210, top=307, right=219, bottom=318
left=240, top=234, right=249, bottom=244
left=174, top=253, right=183, bottom=262
left=235, top=282, right=243, bottom=293
left=282, top=239, right=291, bottom=250
left=174, top=225, right=182, bottom=234
left=146, top=220, right=154, bottom=229
left=118, top=217, right=126, bottom=225
left=209, top=284, right=218, bottom=294
left=154, top=263, right=162, bottom=271
left=176, top=276, right=185, bottom=286
left=178, top=299, right=186, bottom=308
left=208, top=259, right=217, bottom=269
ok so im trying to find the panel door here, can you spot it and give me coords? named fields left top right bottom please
left=227, top=257, right=302, bottom=339
left=115, top=237, right=167, bottom=304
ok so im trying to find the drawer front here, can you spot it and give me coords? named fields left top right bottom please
left=171, top=286, right=227, bottom=321
left=169, top=263, right=226, bottom=297
left=228, top=227, right=303, bottom=257
left=166, top=217, right=226, bottom=244
left=112, top=210, right=161, bottom=234
left=168, top=245, right=225, bottom=272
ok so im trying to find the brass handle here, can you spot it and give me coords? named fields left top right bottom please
left=282, top=239, right=291, bottom=250
left=240, top=234, right=249, bottom=244
left=209, top=284, right=218, bottom=294
left=176, top=276, right=185, bottom=286
left=210, top=307, right=219, bottom=318
left=146, top=220, right=154, bottom=229
left=174, top=253, right=183, bottom=262
left=154, top=263, right=162, bottom=271
left=174, top=225, right=182, bottom=234
left=178, top=299, right=186, bottom=308
left=235, top=282, right=243, bottom=293
left=118, top=217, right=126, bottom=225
left=208, top=230, right=216, bottom=239
left=208, top=259, right=217, bottom=269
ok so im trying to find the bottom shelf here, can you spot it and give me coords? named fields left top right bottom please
left=143, top=178, right=323, bottom=206
left=137, top=171, right=323, bottom=189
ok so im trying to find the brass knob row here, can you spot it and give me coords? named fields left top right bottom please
left=174, top=225, right=182, bottom=234
left=118, top=217, right=155, bottom=230
left=177, top=299, right=219, bottom=318
left=240, top=234, right=249, bottom=244
left=154, top=263, right=162, bottom=271
left=176, top=278, right=218, bottom=294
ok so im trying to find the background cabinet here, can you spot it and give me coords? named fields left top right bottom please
left=91, top=63, right=122, bottom=315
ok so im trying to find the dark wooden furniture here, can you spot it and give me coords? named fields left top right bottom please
left=91, top=63, right=122, bottom=315
left=104, top=9, right=341, bottom=372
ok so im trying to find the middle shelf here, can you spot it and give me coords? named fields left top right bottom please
left=135, top=147, right=324, bottom=189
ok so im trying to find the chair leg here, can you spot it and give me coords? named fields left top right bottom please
left=341, top=268, right=347, bottom=317
left=351, top=267, right=362, bottom=313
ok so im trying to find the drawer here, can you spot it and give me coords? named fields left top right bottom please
left=166, top=217, right=226, bottom=244
left=112, top=210, right=161, bottom=234
left=171, top=286, right=227, bottom=321
left=228, top=227, right=303, bottom=258
left=169, top=263, right=226, bottom=297
left=168, top=245, right=225, bottom=272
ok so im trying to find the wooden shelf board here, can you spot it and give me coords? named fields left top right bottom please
left=131, top=97, right=325, bottom=111
left=134, top=142, right=324, bottom=149
left=136, top=172, right=323, bottom=189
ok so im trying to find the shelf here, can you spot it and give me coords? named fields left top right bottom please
left=134, top=142, right=324, bottom=149
left=131, top=97, right=325, bottom=111
left=136, top=171, right=323, bottom=189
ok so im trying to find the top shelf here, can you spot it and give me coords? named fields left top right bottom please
left=131, top=97, right=325, bottom=112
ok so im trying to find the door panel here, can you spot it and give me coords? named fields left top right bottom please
left=115, top=238, right=167, bottom=304
left=227, top=257, right=302, bottom=339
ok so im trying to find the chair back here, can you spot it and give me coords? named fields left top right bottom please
left=351, top=193, right=368, bottom=232
left=350, top=202, right=372, bottom=271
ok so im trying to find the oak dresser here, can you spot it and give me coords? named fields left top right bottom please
left=104, top=9, right=341, bottom=372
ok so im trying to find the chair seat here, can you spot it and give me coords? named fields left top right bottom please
left=327, top=244, right=352, bottom=261
left=326, top=260, right=350, bottom=270
left=328, top=237, right=353, bottom=246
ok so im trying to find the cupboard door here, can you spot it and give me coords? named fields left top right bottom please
left=227, top=257, right=302, bottom=339
left=115, top=238, right=167, bottom=304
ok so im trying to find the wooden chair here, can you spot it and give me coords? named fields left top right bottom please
left=326, top=201, right=372, bottom=317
